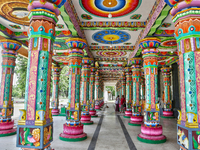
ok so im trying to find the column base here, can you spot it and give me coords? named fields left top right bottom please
left=95, top=105, right=101, bottom=111
left=59, top=132, right=87, bottom=142
left=52, top=109, right=60, bottom=116
left=137, top=124, right=166, bottom=144
left=161, top=111, right=174, bottom=118
left=0, top=120, right=16, bottom=137
left=124, top=110, right=132, bottom=118
left=89, top=110, right=98, bottom=118
left=59, top=123, right=87, bottom=142
left=81, top=114, right=93, bottom=125
left=128, top=116, right=143, bottom=126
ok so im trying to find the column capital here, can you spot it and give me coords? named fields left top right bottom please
left=139, top=37, right=161, bottom=50
left=161, top=67, right=172, bottom=74
left=82, top=57, right=94, bottom=65
left=65, top=38, right=87, bottom=49
left=0, top=39, right=22, bottom=51
left=129, top=57, right=143, bottom=69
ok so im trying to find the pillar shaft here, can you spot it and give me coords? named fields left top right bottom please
left=125, top=67, right=132, bottom=110
left=51, top=65, right=61, bottom=116
left=137, top=37, right=166, bottom=144
left=0, top=39, right=21, bottom=136
left=90, top=67, right=96, bottom=110
left=59, top=38, right=87, bottom=141
left=95, top=70, right=100, bottom=110
left=121, top=71, right=126, bottom=97
left=164, top=1, right=200, bottom=149
left=161, top=67, right=173, bottom=117
left=16, top=0, right=66, bottom=149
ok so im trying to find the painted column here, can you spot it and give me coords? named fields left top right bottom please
left=128, top=57, right=144, bottom=126
left=164, top=1, right=200, bottom=149
left=16, top=1, right=66, bottom=149
left=124, top=67, right=132, bottom=118
left=51, top=65, right=62, bottom=116
left=161, top=67, right=174, bottom=118
left=0, top=39, right=21, bottom=137
left=141, top=71, right=145, bottom=115
left=137, top=37, right=166, bottom=144
left=95, top=69, right=100, bottom=111
left=89, top=67, right=98, bottom=117
left=59, top=38, right=87, bottom=142
left=121, top=71, right=126, bottom=98
left=80, top=57, right=93, bottom=125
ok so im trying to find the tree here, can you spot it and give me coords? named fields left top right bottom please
left=14, top=55, right=28, bottom=98
left=59, top=66, right=69, bottom=98
left=105, top=86, right=115, bottom=100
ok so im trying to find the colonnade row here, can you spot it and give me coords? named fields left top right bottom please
left=0, top=0, right=199, bottom=149
left=0, top=0, right=105, bottom=149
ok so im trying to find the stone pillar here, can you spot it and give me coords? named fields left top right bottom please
left=161, top=67, right=174, bottom=118
left=89, top=67, right=98, bottom=117
left=137, top=37, right=166, bottom=144
left=16, top=0, right=66, bottom=149
left=124, top=67, right=132, bottom=118
left=121, top=71, right=126, bottom=98
left=128, top=57, right=144, bottom=126
left=80, top=57, right=93, bottom=125
left=59, top=38, right=87, bottom=142
left=164, top=1, right=200, bottom=149
left=51, top=65, right=62, bottom=116
left=95, top=69, right=100, bottom=111
left=0, top=39, right=21, bottom=137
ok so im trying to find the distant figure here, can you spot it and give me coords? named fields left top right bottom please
left=120, top=95, right=126, bottom=113
left=115, top=95, right=120, bottom=112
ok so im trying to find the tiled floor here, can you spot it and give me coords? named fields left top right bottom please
left=1, top=102, right=179, bottom=150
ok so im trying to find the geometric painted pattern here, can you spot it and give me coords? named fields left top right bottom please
left=92, top=30, right=130, bottom=44
left=96, top=51, right=127, bottom=57
left=80, top=0, right=141, bottom=18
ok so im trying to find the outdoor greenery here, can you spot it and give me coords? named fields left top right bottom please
left=13, top=55, right=69, bottom=99
left=105, top=86, right=115, bottom=96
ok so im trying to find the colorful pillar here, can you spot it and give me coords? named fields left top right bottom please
left=51, top=65, right=62, bottom=116
left=95, top=69, right=101, bottom=111
left=141, top=71, right=146, bottom=115
left=121, top=71, right=126, bottom=98
left=0, top=39, right=21, bottom=137
left=124, top=67, right=132, bottom=118
left=164, top=1, right=200, bottom=149
left=137, top=37, right=166, bottom=144
left=80, top=57, right=94, bottom=125
left=59, top=38, right=87, bottom=142
left=128, top=57, right=144, bottom=126
left=161, top=67, right=174, bottom=118
left=16, top=0, right=66, bottom=149
left=89, top=67, right=98, bottom=117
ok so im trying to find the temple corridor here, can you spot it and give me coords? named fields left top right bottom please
left=0, top=103, right=179, bottom=150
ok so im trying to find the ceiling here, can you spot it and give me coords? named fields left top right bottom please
left=0, top=0, right=178, bottom=82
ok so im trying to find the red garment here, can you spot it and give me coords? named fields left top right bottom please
left=121, top=98, right=125, bottom=105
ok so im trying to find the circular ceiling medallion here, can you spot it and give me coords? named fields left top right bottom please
left=93, top=30, right=130, bottom=44
left=80, top=0, right=141, bottom=18
left=161, top=39, right=177, bottom=47
left=96, top=51, right=127, bottom=57
left=0, top=0, right=29, bottom=26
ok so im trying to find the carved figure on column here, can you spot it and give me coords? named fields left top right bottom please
left=59, top=38, right=87, bottom=142
left=51, top=65, right=62, bottom=116
left=128, top=57, right=144, bottom=126
left=16, top=0, right=66, bottom=149
left=164, top=0, right=200, bottom=149
left=137, top=37, right=166, bottom=144
left=80, top=57, right=94, bottom=125
left=161, top=67, right=174, bottom=118
left=124, top=67, right=132, bottom=118
left=0, top=39, right=22, bottom=137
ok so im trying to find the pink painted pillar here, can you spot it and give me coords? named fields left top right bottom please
left=0, top=39, right=22, bottom=137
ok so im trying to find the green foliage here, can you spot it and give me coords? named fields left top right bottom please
left=59, top=66, right=69, bottom=98
left=14, top=55, right=28, bottom=98
left=105, top=86, right=115, bottom=96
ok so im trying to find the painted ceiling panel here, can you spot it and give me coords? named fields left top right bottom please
left=84, top=29, right=141, bottom=47
left=72, top=0, right=157, bottom=22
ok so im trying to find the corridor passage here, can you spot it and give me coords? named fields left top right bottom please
left=1, top=103, right=179, bottom=150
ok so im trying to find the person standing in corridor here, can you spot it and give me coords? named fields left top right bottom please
left=120, top=95, right=125, bottom=113
left=115, top=95, right=120, bottom=112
